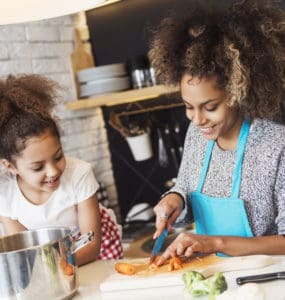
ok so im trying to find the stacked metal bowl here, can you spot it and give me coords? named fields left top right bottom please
left=77, top=63, right=131, bottom=98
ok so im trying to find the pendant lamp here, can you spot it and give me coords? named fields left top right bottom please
left=0, top=0, right=120, bottom=25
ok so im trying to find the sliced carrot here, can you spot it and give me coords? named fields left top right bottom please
left=168, top=257, right=183, bottom=271
left=60, top=258, right=74, bottom=276
left=64, top=263, right=74, bottom=276
left=115, top=262, right=136, bottom=275
left=149, top=255, right=162, bottom=270
left=60, top=258, right=67, bottom=269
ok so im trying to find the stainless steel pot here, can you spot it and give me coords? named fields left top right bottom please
left=0, top=227, right=94, bottom=300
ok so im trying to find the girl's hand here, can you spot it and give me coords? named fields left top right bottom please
left=153, top=193, right=184, bottom=239
left=0, top=216, right=27, bottom=235
left=76, top=194, right=101, bottom=266
left=156, top=232, right=218, bottom=265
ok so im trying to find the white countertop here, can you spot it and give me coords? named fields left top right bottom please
left=73, top=256, right=285, bottom=300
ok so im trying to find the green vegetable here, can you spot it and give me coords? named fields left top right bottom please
left=182, top=270, right=227, bottom=300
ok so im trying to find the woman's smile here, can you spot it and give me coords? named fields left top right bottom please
left=198, top=125, right=217, bottom=136
left=180, top=74, right=243, bottom=149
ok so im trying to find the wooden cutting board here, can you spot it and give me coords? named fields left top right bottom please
left=100, top=254, right=275, bottom=292
left=71, top=28, right=94, bottom=74
left=70, top=28, right=95, bottom=98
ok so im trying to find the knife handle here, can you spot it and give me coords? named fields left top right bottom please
left=236, top=272, right=285, bottom=285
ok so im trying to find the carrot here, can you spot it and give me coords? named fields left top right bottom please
left=60, top=258, right=74, bottom=276
left=64, top=263, right=74, bottom=276
left=168, top=257, right=183, bottom=271
left=149, top=255, right=162, bottom=270
left=115, top=262, right=136, bottom=275
left=60, top=258, right=67, bottom=269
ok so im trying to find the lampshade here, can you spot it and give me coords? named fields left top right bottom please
left=0, top=0, right=109, bottom=25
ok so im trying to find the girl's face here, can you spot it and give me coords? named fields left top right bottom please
left=5, top=129, right=66, bottom=199
left=180, top=74, right=243, bottom=148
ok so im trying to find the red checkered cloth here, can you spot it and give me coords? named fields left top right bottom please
left=98, top=207, right=124, bottom=260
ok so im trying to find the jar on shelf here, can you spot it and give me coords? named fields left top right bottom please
left=128, top=55, right=156, bottom=89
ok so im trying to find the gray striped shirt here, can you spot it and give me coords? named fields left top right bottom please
left=170, top=118, right=285, bottom=236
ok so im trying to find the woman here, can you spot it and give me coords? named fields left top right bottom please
left=149, top=0, right=285, bottom=265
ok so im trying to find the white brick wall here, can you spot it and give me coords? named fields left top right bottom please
left=0, top=14, right=119, bottom=219
left=0, top=25, right=26, bottom=41
left=26, top=26, right=60, bottom=41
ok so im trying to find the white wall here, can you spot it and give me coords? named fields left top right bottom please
left=0, top=13, right=120, bottom=219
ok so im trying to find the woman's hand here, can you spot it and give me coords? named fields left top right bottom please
left=153, top=193, right=184, bottom=239
left=156, top=232, right=218, bottom=265
left=155, top=233, right=285, bottom=266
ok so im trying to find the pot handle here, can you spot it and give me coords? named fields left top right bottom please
left=70, top=230, right=94, bottom=254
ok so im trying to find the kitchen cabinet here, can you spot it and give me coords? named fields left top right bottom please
left=66, top=85, right=179, bottom=110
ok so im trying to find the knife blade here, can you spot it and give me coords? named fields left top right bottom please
left=149, top=228, right=168, bottom=264
left=236, top=271, right=285, bottom=285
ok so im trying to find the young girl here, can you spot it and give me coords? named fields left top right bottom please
left=149, top=0, right=285, bottom=264
left=0, top=74, right=123, bottom=265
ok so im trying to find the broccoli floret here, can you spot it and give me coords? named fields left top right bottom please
left=182, top=271, right=227, bottom=299
left=182, top=271, right=208, bottom=296
left=205, top=272, right=228, bottom=300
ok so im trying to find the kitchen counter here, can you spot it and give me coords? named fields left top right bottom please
left=73, top=255, right=285, bottom=300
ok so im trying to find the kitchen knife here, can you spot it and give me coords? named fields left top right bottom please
left=149, top=228, right=168, bottom=264
left=236, top=271, right=285, bottom=285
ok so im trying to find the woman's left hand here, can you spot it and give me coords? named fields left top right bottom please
left=156, top=232, right=219, bottom=265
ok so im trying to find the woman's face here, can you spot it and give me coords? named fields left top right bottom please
left=180, top=74, right=243, bottom=147
left=5, top=129, right=66, bottom=201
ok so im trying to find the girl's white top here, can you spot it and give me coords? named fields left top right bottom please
left=0, top=157, right=99, bottom=229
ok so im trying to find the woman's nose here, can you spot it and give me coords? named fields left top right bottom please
left=187, top=110, right=204, bottom=125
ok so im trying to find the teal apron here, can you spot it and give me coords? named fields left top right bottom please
left=190, top=120, right=253, bottom=238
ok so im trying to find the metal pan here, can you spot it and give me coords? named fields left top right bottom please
left=0, top=227, right=93, bottom=300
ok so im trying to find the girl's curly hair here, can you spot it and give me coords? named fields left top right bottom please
left=149, top=0, right=285, bottom=120
left=0, top=74, right=61, bottom=163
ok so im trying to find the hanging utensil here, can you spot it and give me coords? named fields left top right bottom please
left=157, top=127, right=169, bottom=167
left=174, top=122, right=184, bottom=161
left=109, top=111, right=130, bottom=137
left=164, top=125, right=179, bottom=171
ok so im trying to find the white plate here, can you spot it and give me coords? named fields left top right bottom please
left=79, top=76, right=131, bottom=97
left=77, top=63, right=127, bottom=83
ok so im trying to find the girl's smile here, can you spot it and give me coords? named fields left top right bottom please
left=43, top=175, right=60, bottom=189
left=5, top=129, right=66, bottom=204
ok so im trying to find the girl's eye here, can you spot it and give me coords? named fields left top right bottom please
left=55, top=153, right=63, bottom=161
left=33, top=166, right=43, bottom=172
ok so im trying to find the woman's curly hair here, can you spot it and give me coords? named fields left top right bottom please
left=0, top=74, right=61, bottom=163
left=149, top=0, right=285, bottom=120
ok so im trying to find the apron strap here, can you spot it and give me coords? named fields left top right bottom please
left=231, top=119, right=250, bottom=198
left=196, top=140, right=215, bottom=192
left=196, top=119, right=250, bottom=196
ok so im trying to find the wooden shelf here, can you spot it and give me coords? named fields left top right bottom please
left=66, top=85, right=179, bottom=110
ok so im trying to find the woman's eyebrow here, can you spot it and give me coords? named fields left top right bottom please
left=182, top=98, right=220, bottom=106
